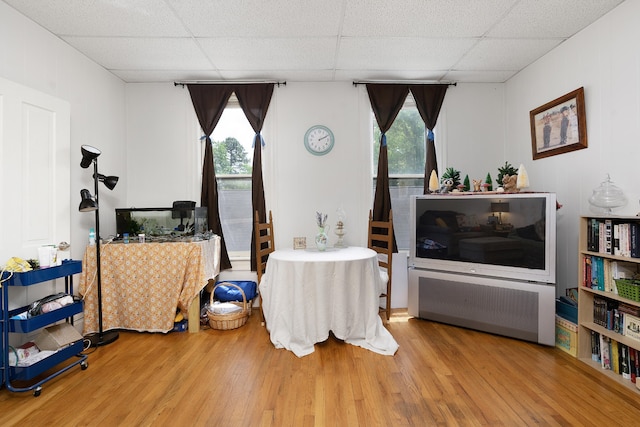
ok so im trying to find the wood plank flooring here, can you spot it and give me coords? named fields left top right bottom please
left=2, top=311, right=640, bottom=426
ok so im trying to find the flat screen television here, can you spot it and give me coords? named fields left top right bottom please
left=409, top=192, right=556, bottom=284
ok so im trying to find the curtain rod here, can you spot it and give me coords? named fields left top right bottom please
left=174, top=80, right=286, bottom=87
left=352, top=80, right=456, bottom=86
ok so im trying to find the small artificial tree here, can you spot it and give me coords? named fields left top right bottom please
left=484, top=173, right=493, bottom=191
left=497, top=162, right=518, bottom=188
left=441, top=167, right=461, bottom=188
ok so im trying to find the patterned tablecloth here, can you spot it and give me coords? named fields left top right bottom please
left=79, top=237, right=220, bottom=334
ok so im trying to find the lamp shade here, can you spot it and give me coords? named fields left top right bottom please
left=80, top=145, right=101, bottom=168
left=79, top=189, right=98, bottom=212
left=96, top=173, right=119, bottom=190
left=491, top=202, right=510, bottom=213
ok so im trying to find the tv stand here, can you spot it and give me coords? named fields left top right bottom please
left=408, top=268, right=556, bottom=345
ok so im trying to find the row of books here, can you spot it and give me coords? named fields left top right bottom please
left=591, top=331, right=640, bottom=387
left=587, top=218, right=640, bottom=258
left=593, top=296, right=640, bottom=337
left=582, top=256, right=637, bottom=291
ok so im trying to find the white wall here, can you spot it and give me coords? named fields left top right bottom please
left=504, top=0, right=640, bottom=296
left=0, top=2, right=127, bottom=262
left=124, top=80, right=504, bottom=308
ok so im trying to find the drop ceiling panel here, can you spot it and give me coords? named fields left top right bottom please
left=62, top=37, right=211, bottom=70
left=455, top=38, right=564, bottom=71
left=342, top=0, right=518, bottom=37
left=1, top=0, right=627, bottom=83
left=337, top=38, right=476, bottom=70
left=3, top=0, right=189, bottom=37
left=487, top=0, right=624, bottom=38
left=167, top=0, right=345, bottom=37
left=199, top=37, right=338, bottom=71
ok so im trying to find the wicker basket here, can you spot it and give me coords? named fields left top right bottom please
left=615, top=279, right=640, bottom=302
left=207, top=282, right=249, bottom=330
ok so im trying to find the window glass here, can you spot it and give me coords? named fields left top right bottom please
left=210, top=102, right=254, bottom=256
left=372, top=95, right=426, bottom=250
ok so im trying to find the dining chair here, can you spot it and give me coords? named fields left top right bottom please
left=254, top=210, right=275, bottom=326
left=368, top=209, right=393, bottom=324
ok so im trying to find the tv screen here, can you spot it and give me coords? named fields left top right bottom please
left=409, top=193, right=556, bottom=284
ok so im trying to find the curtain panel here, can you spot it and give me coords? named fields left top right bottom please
left=233, top=83, right=275, bottom=272
left=187, top=84, right=234, bottom=270
left=365, top=84, right=409, bottom=252
left=409, top=85, right=449, bottom=194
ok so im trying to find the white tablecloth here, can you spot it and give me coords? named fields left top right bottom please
left=260, top=246, right=399, bottom=357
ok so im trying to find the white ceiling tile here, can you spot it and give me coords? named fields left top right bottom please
left=455, top=38, right=563, bottom=71
left=443, top=70, right=518, bottom=83
left=112, top=69, right=224, bottom=83
left=62, top=37, right=212, bottom=70
left=342, top=0, right=517, bottom=37
left=4, top=0, right=189, bottom=37
left=167, top=0, right=344, bottom=37
left=4, top=0, right=625, bottom=83
left=337, top=37, right=476, bottom=70
left=220, top=70, right=335, bottom=83
left=336, top=69, right=449, bottom=82
left=199, top=37, right=338, bottom=70
left=488, top=0, right=625, bottom=38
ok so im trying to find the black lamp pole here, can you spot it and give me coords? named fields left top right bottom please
left=80, top=145, right=119, bottom=347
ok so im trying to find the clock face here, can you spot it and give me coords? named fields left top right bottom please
left=304, top=125, right=334, bottom=156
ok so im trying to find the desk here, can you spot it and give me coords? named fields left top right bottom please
left=79, top=237, right=220, bottom=334
left=260, top=246, right=399, bottom=357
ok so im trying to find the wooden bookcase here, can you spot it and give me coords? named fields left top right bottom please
left=578, top=215, right=640, bottom=392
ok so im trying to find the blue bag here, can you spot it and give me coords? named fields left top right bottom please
left=213, top=281, right=257, bottom=302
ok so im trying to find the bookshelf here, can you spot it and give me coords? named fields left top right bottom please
left=578, top=216, right=640, bottom=392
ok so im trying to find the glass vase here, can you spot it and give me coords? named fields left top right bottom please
left=315, top=226, right=329, bottom=251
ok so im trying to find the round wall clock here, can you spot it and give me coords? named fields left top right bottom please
left=304, top=125, right=334, bottom=156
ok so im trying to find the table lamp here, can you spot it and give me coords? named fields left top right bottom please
left=491, top=201, right=510, bottom=225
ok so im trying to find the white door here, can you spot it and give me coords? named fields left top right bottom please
left=0, top=76, right=71, bottom=264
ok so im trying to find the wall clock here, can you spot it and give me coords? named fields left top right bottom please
left=304, top=125, right=334, bottom=156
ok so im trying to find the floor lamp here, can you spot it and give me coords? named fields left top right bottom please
left=79, top=144, right=120, bottom=347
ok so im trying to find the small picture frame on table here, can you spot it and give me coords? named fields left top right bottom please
left=293, top=237, right=306, bottom=250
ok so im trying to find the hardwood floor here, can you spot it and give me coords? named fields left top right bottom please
left=2, top=311, right=640, bottom=426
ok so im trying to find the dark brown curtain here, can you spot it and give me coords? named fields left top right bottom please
left=187, top=84, right=234, bottom=270
left=409, top=85, right=449, bottom=194
left=366, top=83, right=409, bottom=252
left=234, top=84, right=275, bottom=271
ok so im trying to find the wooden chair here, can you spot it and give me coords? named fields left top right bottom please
left=254, top=210, right=275, bottom=326
left=368, top=209, right=393, bottom=324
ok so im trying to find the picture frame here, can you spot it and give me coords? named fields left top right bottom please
left=529, top=87, right=587, bottom=160
left=293, top=237, right=306, bottom=250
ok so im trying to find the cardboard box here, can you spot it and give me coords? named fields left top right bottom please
left=624, top=313, right=640, bottom=342
left=35, top=323, right=83, bottom=351
left=555, top=315, right=577, bottom=357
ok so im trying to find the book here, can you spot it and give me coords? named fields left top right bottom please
left=600, top=335, right=611, bottom=370
left=605, top=219, right=613, bottom=255
left=621, top=344, right=631, bottom=380
left=631, top=347, right=636, bottom=383
left=588, top=218, right=598, bottom=252
left=611, top=339, right=620, bottom=374
left=591, top=331, right=601, bottom=362
left=631, top=222, right=639, bottom=258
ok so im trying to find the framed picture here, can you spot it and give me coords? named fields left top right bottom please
left=293, top=237, right=306, bottom=250
left=529, top=87, right=587, bottom=160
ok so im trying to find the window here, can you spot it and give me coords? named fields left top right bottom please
left=210, top=98, right=255, bottom=258
left=372, top=94, right=426, bottom=250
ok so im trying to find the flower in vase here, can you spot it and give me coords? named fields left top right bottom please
left=316, top=212, right=328, bottom=228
